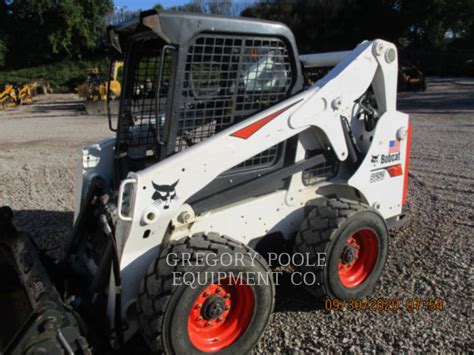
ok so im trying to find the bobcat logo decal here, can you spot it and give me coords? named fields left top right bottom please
left=151, top=180, right=179, bottom=209
left=371, top=154, right=379, bottom=163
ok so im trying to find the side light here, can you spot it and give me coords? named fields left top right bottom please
left=385, top=164, right=403, bottom=177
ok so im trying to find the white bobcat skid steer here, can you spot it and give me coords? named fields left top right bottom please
left=1, top=9, right=411, bottom=355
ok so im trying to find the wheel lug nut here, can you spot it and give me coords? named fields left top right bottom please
left=224, top=293, right=230, bottom=299
left=203, top=292, right=210, bottom=297
left=217, top=317, right=222, bottom=322
left=205, top=321, right=211, bottom=327
left=196, top=304, right=202, bottom=309
left=197, top=316, right=203, bottom=321
left=216, top=287, right=222, bottom=293
left=225, top=306, right=230, bottom=311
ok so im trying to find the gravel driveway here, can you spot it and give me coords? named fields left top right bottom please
left=0, top=79, right=472, bottom=353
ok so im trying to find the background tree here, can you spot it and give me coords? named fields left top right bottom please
left=242, top=0, right=404, bottom=53
left=2, top=0, right=113, bottom=68
left=0, top=1, right=9, bottom=68
left=242, top=0, right=474, bottom=53
left=109, top=5, right=140, bottom=25
left=169, top=0, right=251, bottom=16
left=0, top=0, right=472, bottom=76
left=398, top=0, right=474, bottom=50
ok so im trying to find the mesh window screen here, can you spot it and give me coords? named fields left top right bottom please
left=302, top=150, right=338, bottom=185
left=177, top=34, right=294, bottom=169
left=118, top=37, right=172, bottom=160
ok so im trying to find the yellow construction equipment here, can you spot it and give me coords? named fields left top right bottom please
left=103, top=61, right=122, bottom=100
left=0, top=84, right=18, bottom=110
left=30, top=79, right=51, bottom=95
left=16, top=83, right=33, bottom=105
left=30, top=81, right=39, bottom=96
left=76, top=61, right=123, bottom=112
left=398, top=64, right=426, bottom=91
left=76, top=61, right=123, bottom=115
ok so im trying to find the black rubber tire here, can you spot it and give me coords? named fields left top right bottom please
left=137, top=233, right=275, bottom=354
left=294, top=198, right=389, bottom=299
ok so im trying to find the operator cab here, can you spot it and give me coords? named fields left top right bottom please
left=108, top=10, right=337, bottom=211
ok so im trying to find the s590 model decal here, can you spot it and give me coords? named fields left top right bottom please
left=370, top=164, right=403, bottom=180
left=370, top=170, right=386, bottom=183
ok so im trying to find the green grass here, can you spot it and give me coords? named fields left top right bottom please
left=0, top=58, right=109, bottom=93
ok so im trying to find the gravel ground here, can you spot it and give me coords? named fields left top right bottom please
left=0, top=95, right=110, bottom=254
left=0, top=79, right=472, bottom=353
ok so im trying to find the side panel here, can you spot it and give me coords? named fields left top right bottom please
left=172, top=189, right=310, bottom=245
left=348, top=111, right=410, bottom=217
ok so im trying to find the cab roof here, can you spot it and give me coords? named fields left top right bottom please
left=108, top=9, right=299, bottom=56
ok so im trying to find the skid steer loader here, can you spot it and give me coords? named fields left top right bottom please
left=0, top=10, right=412, bottom=354
left=0, top=84, right=18, bottom=110
left=76, top=61, right=123, bottom=115
left=16, top=83, right=33, bottom=105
